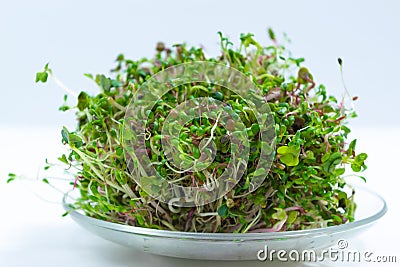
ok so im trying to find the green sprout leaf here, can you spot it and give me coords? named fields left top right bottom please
left=77, top=91, right=90, bottom=111
left=58, top=154, right=69, bottom=164
left=297, top=67, right=313, bottom=84
left=35, top=63, right=51, bottom=83
left=61, top=127, right=69, bottom=144
left=218, top=203, right=229, bottom=218
left=35, top=71, right=48, bottom=83
left=7, top=173, right=16, bottom=183
left=277, top=145, right=300, bottom=166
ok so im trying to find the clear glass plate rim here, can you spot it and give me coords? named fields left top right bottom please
left=63, top=184, right=387, bottom=241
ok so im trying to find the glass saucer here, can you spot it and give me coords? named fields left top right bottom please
left=63, top=185, right=386, bottom=260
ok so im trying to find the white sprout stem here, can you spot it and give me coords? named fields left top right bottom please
left=203, top=174, right=217, bottom=191
left=104, top=183, right=110, bottom=203
left=50, top=73, right=79, bottom=98
left=198, top=212, right=218, bottom=217
left=122, top=184, right=137, bottom=199
left=163, top=111, right=222, bottom=176
left=243, top=209, right=261, bottom=233
left=168, top=197, right=182, bottom=213
left=339, top=64, right=356, bottom=112
left=164, top=160, right=193, bottom=174
left=169, top=175, right=191, bottom=184
left=201, top=111, right=222, bottom=149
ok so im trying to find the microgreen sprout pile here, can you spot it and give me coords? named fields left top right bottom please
left=36, top=29, right=367, bottom=233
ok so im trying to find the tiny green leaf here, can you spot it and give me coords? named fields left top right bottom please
left=35, top=63, right=51, bottom=83
left=272, top=208, right=287, bottom=221
left=58, top=154, right=69, bottom=164
left=61, top=127, right=69, bottom=144
left=77, top=91, right=90, bottom=111
left=277, top=146, right=290, bottom=154
left=7, top=173, right=17, bottom=183
left=348, top=139, right=357, bottom=155
left=358, top=175, right=367, bottom=183
left=62, top=211, right=70, bottom=217
left=267, top=28, right=276, bottom=41
left=351, top=163, right=361, bottom=172
left=287, top=211, right=298, bottom=224
left=280, top=153, right=299, bottom=166
left=335, top=168, right=345, bottom=176
left=218, top=203, right=229, bottom=218
left=356, top=153, right=368, bottom=162
left=253, top=168, right=266, bottom=177
left=68, top=133, right=83, bottom=148
left=35, top=71, right=48, bottom=83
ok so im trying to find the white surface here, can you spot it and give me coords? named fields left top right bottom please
left=0, top=0, right=400, bottom=128
left=0, top=127, right=399, bottom=267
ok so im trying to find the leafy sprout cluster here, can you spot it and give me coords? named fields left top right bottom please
left=34, top=29, right=367, bottom=233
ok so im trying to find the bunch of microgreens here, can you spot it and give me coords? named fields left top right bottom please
left=30, top=29, right=367, bottom=233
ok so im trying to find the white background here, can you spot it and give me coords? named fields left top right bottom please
left=0, top=0, right=399, bottom=266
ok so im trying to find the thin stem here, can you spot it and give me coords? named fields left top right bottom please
left=50, top=73, right=78, bottom=98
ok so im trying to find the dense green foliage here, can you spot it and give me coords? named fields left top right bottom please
left=35, top=29, right=367, bottom=233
